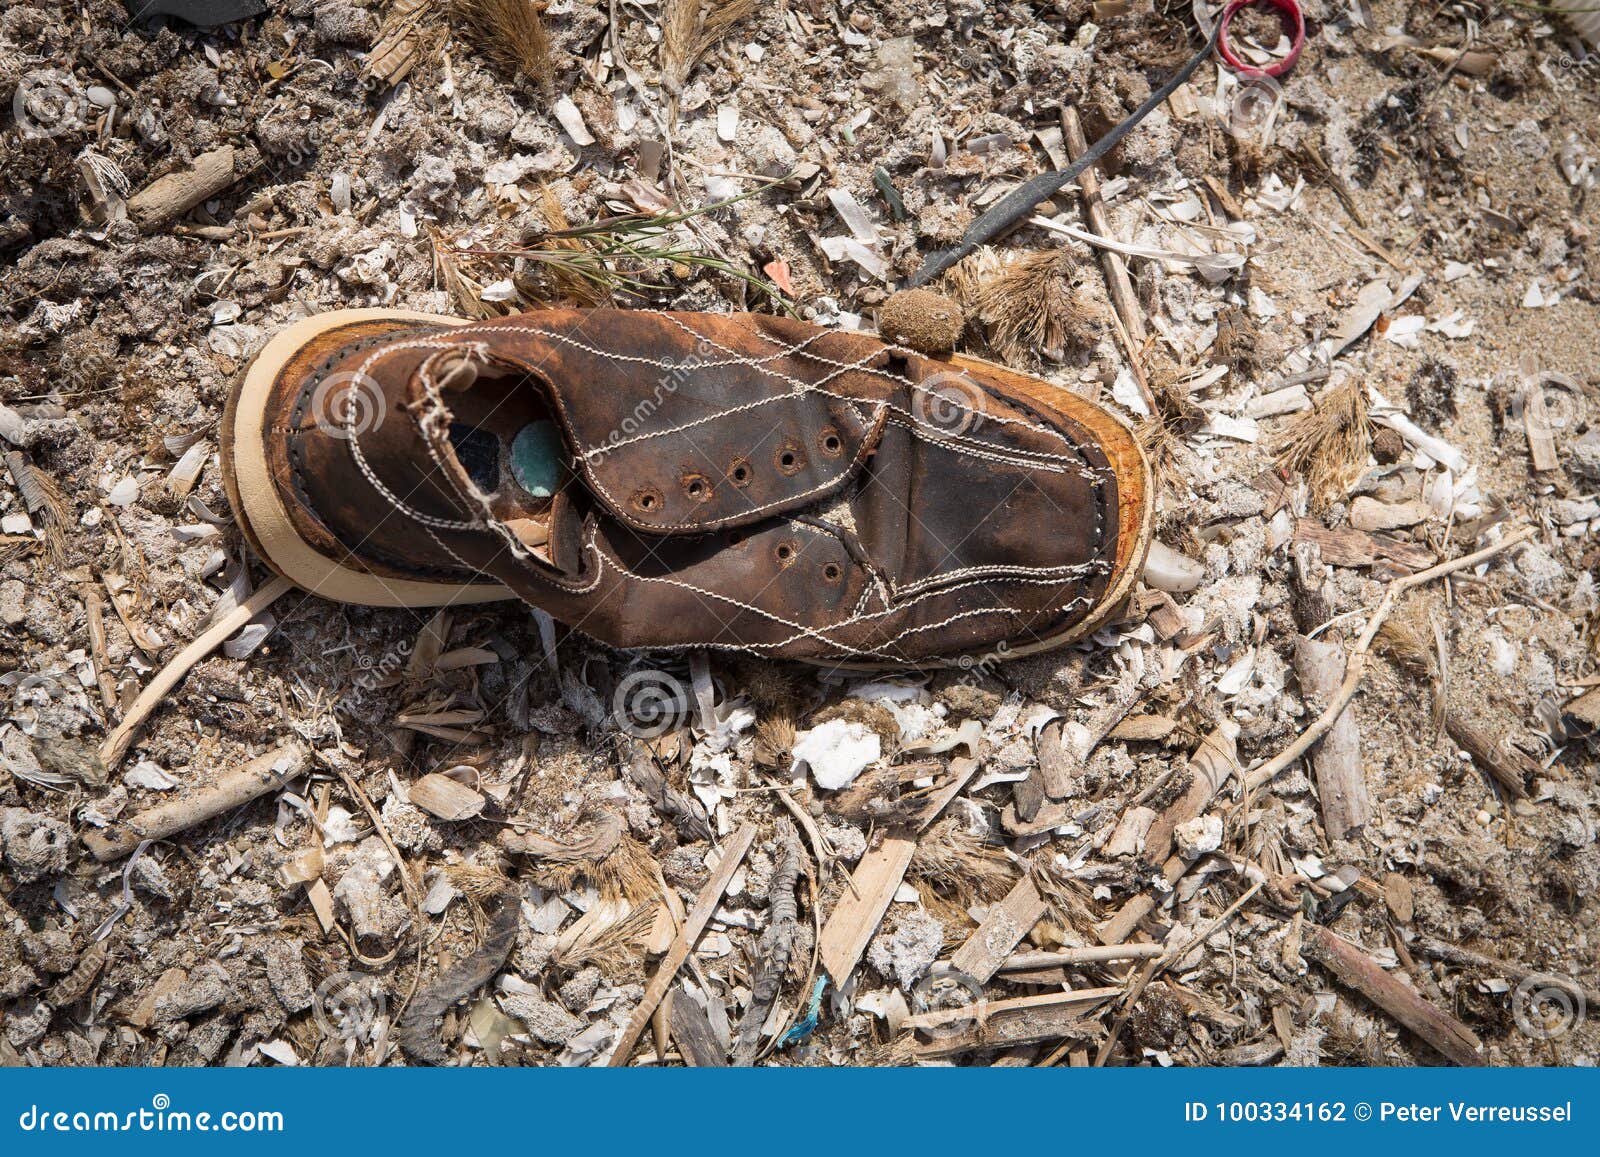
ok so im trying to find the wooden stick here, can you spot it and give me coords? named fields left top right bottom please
left=83, top=743, right=306, bottom=862
left=98, top=575, right=292, bottom=770
left=1295, top=634, right=1372, bottom=839
left=608, top=824, right=756, bottom=1066
left=1061, top=106, right=1155, bottom=416
left=127, top=146, right=247, bottom=230
left=999, top=943, right=1165, bottom=971
left=1308, top=926, right=1484, bottom=1066
left=1244, top=528, right=1534, bottom=793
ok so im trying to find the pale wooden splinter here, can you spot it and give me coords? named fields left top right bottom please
left=608, top=823, right=756, bottom=1066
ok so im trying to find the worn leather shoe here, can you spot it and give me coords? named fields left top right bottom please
left=221, top=309, right=1151, bottom=667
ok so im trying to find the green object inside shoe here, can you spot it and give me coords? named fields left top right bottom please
left=510, top=420, right=564, bottom=499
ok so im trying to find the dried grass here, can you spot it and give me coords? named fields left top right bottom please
left=661, top=0, right=755, bottom=95
left=907, top=817, right=1014, bottom=906
left=453, top=0, right=553, bottom=91
left=974, top=250, right=1101, bottom=363
left=557, top=904, right=655, bottom=976
left=506, top=810, right=658, bottom=904
left=1274, top=378, right=1372, bottom=511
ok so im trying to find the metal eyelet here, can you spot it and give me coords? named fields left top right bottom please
left=774, top=540, right=799, bottom=567
left=727, top=457, right=753, bottom=488
left=817, top=427, right=844, bottom=458
left=774, top=441, right=806, bottom=476
left=822, top=562, right=843, bottom=582
left=682, top=473, right=714, bottom=503
left=631, top=487, right=664, bottom=514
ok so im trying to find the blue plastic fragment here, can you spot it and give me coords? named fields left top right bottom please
left=780, top=976, right=829, bottom=1047
left=510, top=420, right=564, bottom=499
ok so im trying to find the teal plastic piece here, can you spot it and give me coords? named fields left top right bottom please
left=509, top=420, right=564, bottom=499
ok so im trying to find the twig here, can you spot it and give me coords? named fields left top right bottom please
left=1244, top=528, right=1534, bottom=794
left=83, top=744, right=306, bottom=862
left=1309, top=926, right=1484, bottom=1066
left=98, top=575, right=293, bottom=770
left=998, top=943, right=1165, bottom=972
left=1061, top=106, right=1155, bottom=416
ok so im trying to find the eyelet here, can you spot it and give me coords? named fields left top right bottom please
left=822, top=562, right=843, bottom=582
left=817, top=428, right=844, bottom=457
left=727, top=457, right=753, bottom=488
left=682, top=473, right=713, bottom=503
left=631, top=487, right=664, bottom=513
left=774, top=540, right=799, bottom=567
left=775, top=441, right=806, bottom=476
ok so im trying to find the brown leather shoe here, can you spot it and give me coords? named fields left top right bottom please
left=221, top=309, right=1151, bottom=667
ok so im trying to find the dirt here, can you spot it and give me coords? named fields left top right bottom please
left=0, top=0, right=1596, bottom=1067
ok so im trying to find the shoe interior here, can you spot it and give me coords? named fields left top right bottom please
left=440, top=371, right=570, bottom=562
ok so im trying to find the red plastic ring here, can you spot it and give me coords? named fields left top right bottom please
left=1217, top=0, right=1305, bottom=79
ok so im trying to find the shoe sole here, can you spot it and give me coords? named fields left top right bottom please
left=222, top=311, right=1152, bottom=668
left=220, top=308, right=518, bottom=608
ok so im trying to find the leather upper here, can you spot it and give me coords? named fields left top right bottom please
left=261, top=310, right=1144, bottom=665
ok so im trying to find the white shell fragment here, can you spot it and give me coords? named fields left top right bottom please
left=792, top=719, right=881, bottom=790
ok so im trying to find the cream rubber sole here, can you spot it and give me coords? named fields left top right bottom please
left=222, top=308, right=517, bottom=608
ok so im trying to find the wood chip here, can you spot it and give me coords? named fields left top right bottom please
left=818, top=833, right=917, bottom=986
left=949, top=875, right=1048, bottom=984
left=408, top=772, right=487, bottom=822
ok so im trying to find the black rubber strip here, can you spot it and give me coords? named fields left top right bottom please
left=905, top=20, right=1224, bottom=289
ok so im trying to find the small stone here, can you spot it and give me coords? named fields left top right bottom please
left=877, top=289, right=965, bottom=354
left=866, top=909, right=944, bottom=989
left=1568, top=430, right=1600, bottom=481
left=0, top=808, right=71, bottom=884
left=558, top=967, right=602, bottom=1012
left=1349, top=497, right=1428, bottom=532
left=499, top=991, right=585, bottom=1045
left=1175, top=814, right=1223, bottom=859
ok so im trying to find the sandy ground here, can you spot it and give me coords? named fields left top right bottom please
left=0, top=0, right=1596, bottom=1067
